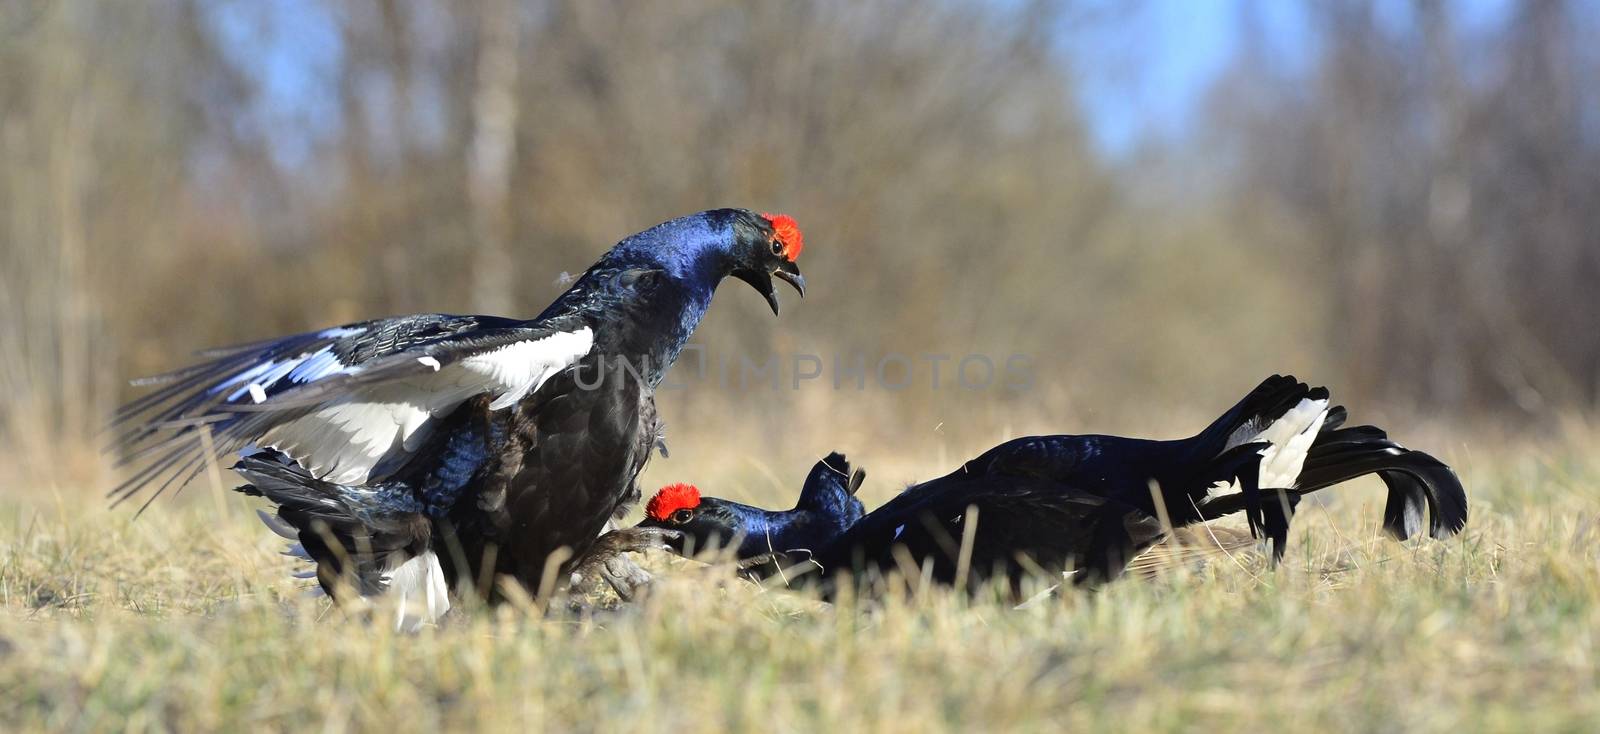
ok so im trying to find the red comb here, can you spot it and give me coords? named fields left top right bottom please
left=646, top=483, right=701, bottom=521
left=761, top=213, right=804, bottom=262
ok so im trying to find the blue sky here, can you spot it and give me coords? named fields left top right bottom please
left=1065, top=1, right=1313, bottom=154
left=210, top=0, right=1523, bottom=165
left=1068, top=0, right=1517, bottom=155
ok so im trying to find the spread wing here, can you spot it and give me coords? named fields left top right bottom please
left=111, top=312, right=595, bottom=509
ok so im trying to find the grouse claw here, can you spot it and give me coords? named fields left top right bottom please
left=568, top=527, right=683, bottom=601
left=601, top=555, right=654, bottom=602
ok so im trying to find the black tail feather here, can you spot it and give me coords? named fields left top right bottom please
left=1199, top=424, right=1468, bottom=544
left=1297, top=426, right=1467, bottom=540
left=233, top=454, right=424, bottom=594
left=234, top=456, right=361, bottom=533
left=1322, top=405, right=1349, bottom=432
left=1212, top=444, right=1299, bottom=563
left=1258, top=490, right=1301, bottom=563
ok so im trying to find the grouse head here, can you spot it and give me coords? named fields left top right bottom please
left=638, top=453, right=867, bottom=563
left=638, top=482, right=742, bottom=556
left=606, top=209, right=806, bottom=315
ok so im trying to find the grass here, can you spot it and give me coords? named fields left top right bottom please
left=2, top=437, right=1598, bottom=732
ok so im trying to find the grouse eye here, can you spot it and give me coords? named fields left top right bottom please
left=769, top=239, right=784, bottom=256
left=671, top=508, right=693, bottom=524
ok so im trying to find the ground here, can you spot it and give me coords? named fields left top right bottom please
left=2, top=442, right=1597, bottom=732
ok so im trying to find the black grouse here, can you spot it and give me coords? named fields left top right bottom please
left=638, top=376, right=1468, bottom=594
left=111, top=209, right=806, bottom=627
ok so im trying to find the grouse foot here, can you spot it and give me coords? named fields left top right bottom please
left=568, top=527, right=681, bottom=602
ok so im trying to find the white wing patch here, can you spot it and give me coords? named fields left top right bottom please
left=264, top=386, right=433, bottom=484
left=262, top=327, right=594, bottom=485
left=465, top=328, right=595, bottom=410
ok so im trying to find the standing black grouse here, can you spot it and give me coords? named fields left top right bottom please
left=639, top=376, right=1467, bottom=594
left=111, top=209, right=805, bottom=627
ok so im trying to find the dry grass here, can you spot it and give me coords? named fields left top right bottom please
left=2, top=435, right=1597, bottom=732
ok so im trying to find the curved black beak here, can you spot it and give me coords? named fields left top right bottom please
left=774, top=262, right=805, bottom=298
left=737, top=261, right=806, bottom=315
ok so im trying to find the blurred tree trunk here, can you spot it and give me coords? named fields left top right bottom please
left=1221, top=0, right=1600, bottom=416
left=468, top=0, right=521, bottom=314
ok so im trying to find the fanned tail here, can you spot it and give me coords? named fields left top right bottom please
left=1198, top=422, right=1467, bottom=558
left=1295, top=425, right=1468, bottom=540
left=1183, top=374, right=1331, bottom=559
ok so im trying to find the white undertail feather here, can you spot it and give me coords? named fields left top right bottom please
left=256, top=511, right=447, bottom=624
left=1214, top=395, right=1331, bottom=492
left=382, top=552, right=451, bottom=632
left=1254, top=396, right=1329, bottom=488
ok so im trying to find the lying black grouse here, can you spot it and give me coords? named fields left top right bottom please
left=638, top=376, right=1468, bottom=593
left=112, top=209, right=805, bottom=627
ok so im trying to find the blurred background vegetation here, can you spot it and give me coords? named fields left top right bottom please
left=2, top=0, right=1596, bottom=493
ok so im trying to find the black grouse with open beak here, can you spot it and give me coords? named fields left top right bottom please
left=732, top=212, right=807, bottom=315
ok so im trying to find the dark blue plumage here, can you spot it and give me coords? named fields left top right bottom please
left=641, top=375, right=1468, bottom=595
left=706, top=503, right=818, bottom=559
left=795, top=453, right=868, bottom=528
left=413, top=418, right=503, bottom=518
left=114, top=208, right=807, bottom=620
left=532, top=209, right=796, bottom=384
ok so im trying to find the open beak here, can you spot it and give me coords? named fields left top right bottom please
left=774, top=261, right=806, bottom=299
left=738, top=261, right=806, bottom=316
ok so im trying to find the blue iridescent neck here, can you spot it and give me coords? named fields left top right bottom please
left=719, top=501, right=839, bottom=559
left=606, top=211, right=739, bottom=287
left=541, top=211, right=739, bottom=384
